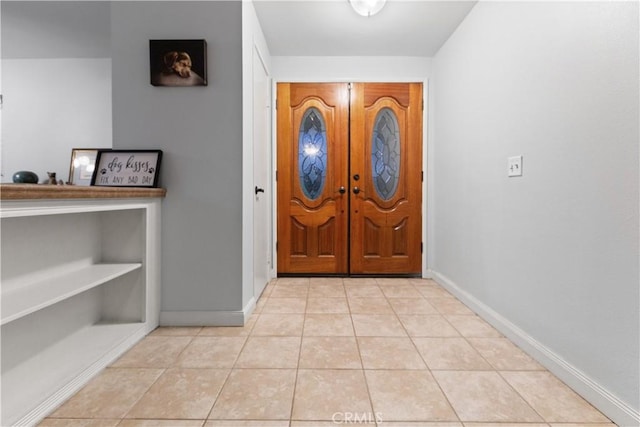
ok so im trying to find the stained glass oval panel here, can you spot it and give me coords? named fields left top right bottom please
left=298, top=107, right=327, bottom=200
left=371, top=108, right=400, bottom=200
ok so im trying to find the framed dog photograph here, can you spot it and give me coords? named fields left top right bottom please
left=150, top=39, right=207, bottom=87
left=91, top=150, right=163, bottom=188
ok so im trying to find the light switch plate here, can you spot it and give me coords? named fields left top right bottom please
left=508, top=156, right=523, bottom=177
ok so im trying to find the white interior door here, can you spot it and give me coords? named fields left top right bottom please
left=253, top=47, right=271, bottom=299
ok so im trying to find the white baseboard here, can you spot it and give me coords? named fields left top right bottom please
left=431, top=270, right=640, bottom=427
left=242, top=296, right=257, bottom=321
left=160, top=298, right=256, bottom=327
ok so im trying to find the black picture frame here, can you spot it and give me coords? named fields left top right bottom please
left=90, top=150, right=163, bottom=188
left=150, top=39, right=207, bottom=87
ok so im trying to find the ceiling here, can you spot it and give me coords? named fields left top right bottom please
left=253, top=0, right=477, bottom=57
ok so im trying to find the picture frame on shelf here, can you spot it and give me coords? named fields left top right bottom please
left=150, top=39, right=207, bottom=87
left=91, top=150, right=163, bottom=188
left=68, top=148, right=105, bottom=186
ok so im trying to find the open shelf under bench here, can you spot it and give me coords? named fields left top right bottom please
left=2, top=262, right=142, bottom=325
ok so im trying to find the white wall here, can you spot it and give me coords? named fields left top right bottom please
left=2, top=58, right=111, bottom=183
left=432, top=2, right=639, bottom=424
left=272, top=56, right=431, bottom=82
left=1, top=2, right=112, bottom=183
left=111, top=1, right=245, bottom=325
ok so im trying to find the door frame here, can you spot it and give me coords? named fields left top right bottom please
left=270, top=78, right=430, bottom=278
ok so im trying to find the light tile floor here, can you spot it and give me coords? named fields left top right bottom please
left=41, top=278, right=615, bottom=427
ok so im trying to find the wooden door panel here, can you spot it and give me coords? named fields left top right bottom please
left=288, top=215, right=335, bottom=257
left=350, top=83, right=422, bottom=275
left=277, top=83, right=349, bottom=274
left=290, top=217, right=307, bottom=255
left=392, top=217, right=409, bottom=256
left=289, top=199, right=338, bottom=256
left=363, top=84, right=411, bottom=107
left=361, top=200, right=411, bottom=258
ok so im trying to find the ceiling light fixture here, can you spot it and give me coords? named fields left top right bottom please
left=349, top=0, right=386, bottom=17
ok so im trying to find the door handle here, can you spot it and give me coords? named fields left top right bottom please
left=353, top=186, right=361, bottom=195
left=338, top=186, right=346, bottom=194
left=255, top=186, right=265, bottom=195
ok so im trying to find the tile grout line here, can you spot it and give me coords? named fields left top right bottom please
left=415, top=280, right=546, bottom=423
left=287, top=277, right=310, bottom=424
left=118, top=366, right=168, bottom=423
left=203, top=293, right=262, bottom=421
left=424, top=283, right=552, bottom=423
left=494, top=369, right=557, bottom=425
left=413, top=278, right=550, bottom=424
left=380, top=279, right=463, bottom=425
left=346, top=280, right=378, bottom=426
left=109, top=333, right=198, bottom=423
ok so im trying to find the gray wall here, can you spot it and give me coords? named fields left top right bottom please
left=432, top=1, right=639, bottom=421
left=111, top=2, right=244, bottom=314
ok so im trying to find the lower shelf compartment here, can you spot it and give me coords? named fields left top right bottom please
left=1, top=263, right=143, bottom=325
left=1, top=322, right=146, bottom=426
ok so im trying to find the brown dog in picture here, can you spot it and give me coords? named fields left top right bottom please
left=165, top=51, right=193, bottom=77
left=152, top=51, right=205, bottom=86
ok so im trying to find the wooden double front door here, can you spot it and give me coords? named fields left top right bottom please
left=277, top=82, right=423, bottom=275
